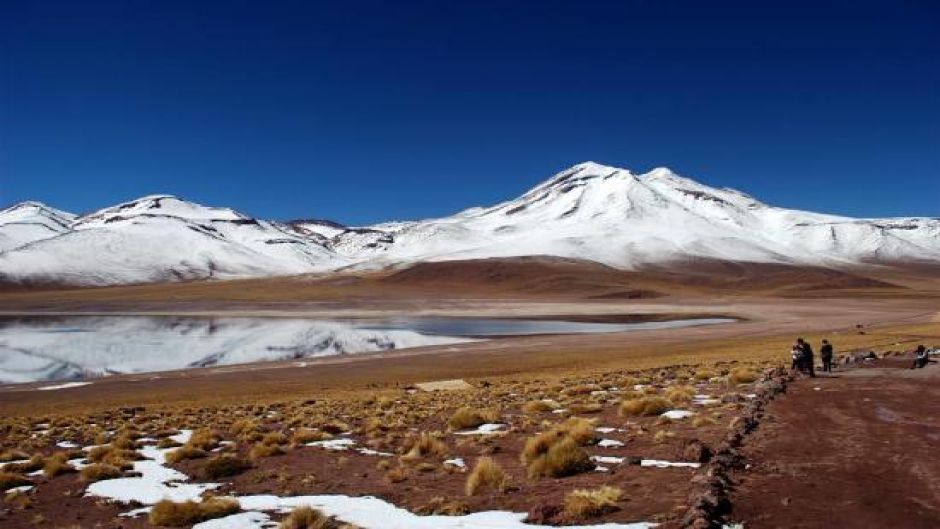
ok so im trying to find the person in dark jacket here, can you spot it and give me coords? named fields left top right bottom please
left=820, top=339, right=834, bottom=373
left=912, top=345, right=930, bottom=369
left=796, top=338, right=816, bottom=377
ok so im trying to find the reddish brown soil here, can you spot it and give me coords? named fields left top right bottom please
left=731, top=358, right=940, bottom=528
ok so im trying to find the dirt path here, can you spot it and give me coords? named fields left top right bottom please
left=731, top=359, right=940, bottom=528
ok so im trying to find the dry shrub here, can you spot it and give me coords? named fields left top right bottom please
left=318, top=420, right=350, bottom=435
left=415, top=496, right=469, bottom=516
left=465, top=457, right=509, bottom=496
left=416, top=462, right=437, bottom=473
left=385, top=465, right=408, bottom=483
left=692, top=369, right=717, bottom=381
left=564, top=486, right=622, bottom=519
left=692, top=416, right=719, bottom=428
left=261, top=432, right=289, bottom=446
left=619, top=396, right=672, bottom=417
left=551, top=417, right=597, bottom=445
left=166, top=445, right=207, bottom=464
left=111, top=434, right=138, bottom=450
left=230, top=419, right=261, bottom=436
left=4, top=454, right=43, bottom=473
left=568, top=402, right=603, bottom=414
left=728, top=368, right=759, bottom=384
left=0, top=449, right=28, bottom=462
left=80, top=463, right=123, bottom=482
left=0, top=471, right=31, bottom=491
left=42, top=453, right=76, bottom=478
left=665, top=386, right=695, bottom=405
left=292, top=428, right=331, bottom=445
left=522, top=433, right=593, bottom=478
left=447, top=408, right=485, bottom=430
left=278, top=506, right=336, bottom=529
left=402, top=432, right=447, bottom=460
left=157, top=437, right=183, bottom=449
left=562, top=384, right=601, bottom=396
left=89, top=446, right=137, bottom=469
left=653, top=430, right=674, bottom=444
left=250, top=442, right=285, bottom=459
left=187, top=429, right=221, bottom=451
left=522, top=400, right=560, bottom=414
left=148, top=497, right=240, bottom=526
left=203, top=455, right=251, bottom=479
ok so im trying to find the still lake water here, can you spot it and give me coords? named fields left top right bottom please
left=0, top=315, right=734, bottom=384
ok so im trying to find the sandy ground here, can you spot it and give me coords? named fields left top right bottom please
left=731, top=358, right=940, bottom=528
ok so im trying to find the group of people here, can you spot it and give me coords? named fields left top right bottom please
left=790, top=337, right=834, bottom=377
left=791, top=338, right=934, bottom=374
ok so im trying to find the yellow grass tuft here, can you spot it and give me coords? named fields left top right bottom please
left=728, top=367, right=759, bottom=384
left=278, top=505, right=336, bottom=529
left=80, top=463, right=122, bottom=482
left=165, top=445, right=207, bottom=464
left=465, top=456, right=509, bottom=496
left=522, top=433, right=593, bottom=478
left=42, top=453, right=76, bottom=478
left=447, top=407, right=485, bottom=430
left=0, top=471, right=31, bottom=491
left=402, top=432, right=448, bottom=460
left=148, top=497, right=240, bottom=526
left=203, top=455, right=251, bottom=479
left=664, top=385, right=695, bottom=405
left=619, top=396, right=672, bottom=417
left=564, top=486, right=623, bottom=519
left=521, top=399, right=561, bottom=414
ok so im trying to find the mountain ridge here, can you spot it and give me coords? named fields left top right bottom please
left=2, top=162, right=938, bottom=286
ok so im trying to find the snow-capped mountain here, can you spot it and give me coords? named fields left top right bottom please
left=1, top=162, right=937, bottom=285
left=0, top=195, right=346, bottom=285
left=326, top=162, right=940, bottom=269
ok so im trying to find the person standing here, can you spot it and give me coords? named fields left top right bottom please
left=791, top=343, right=803, bottom=372
left=820, top=339, right=834, bottom=373
left=797, top=338, right=816, bottom=377
left=912, top=345, right=930, bottom=369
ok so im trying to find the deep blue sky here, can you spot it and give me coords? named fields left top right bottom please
left=2, top=1, right=937, bottom=224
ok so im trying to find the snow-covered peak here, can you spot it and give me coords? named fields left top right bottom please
left=77, top=194, right=247, bottom=228
left=523, top=161, right=636, bottom=195
left=0, top=201, right=76, bottom=226
left=0, top=201, right=77, bottom=253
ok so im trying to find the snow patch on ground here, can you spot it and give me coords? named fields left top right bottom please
left=443, top=458, right=466, bottom=469
left=661, top=410, right=696, bottom=420
left=36, top=381, right=91, bottom=391
left=453, top=423, right=506, bottom=435
left=306, top=438, right=357, bottom=451
left=640, top=459, right=701, bottom=469
left=193, top=511, right=274, bottom=528
left=86, top=430, right=219, bottom=507
left=235, top=494, right=655, bottom=529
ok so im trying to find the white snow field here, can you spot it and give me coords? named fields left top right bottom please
left=2, top=162, right=939, bottom=285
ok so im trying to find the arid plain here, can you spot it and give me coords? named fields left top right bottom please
left=1, top=257, right=939, bottom=528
